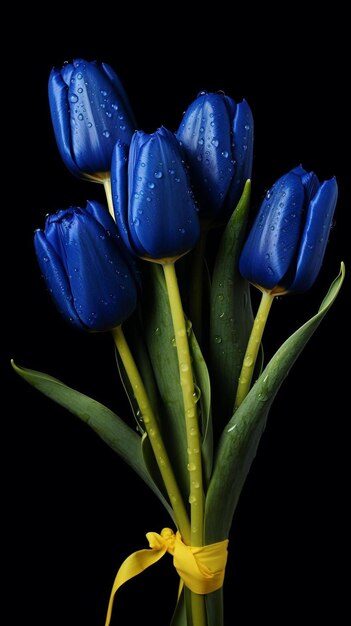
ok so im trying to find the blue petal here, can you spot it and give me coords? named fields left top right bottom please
left=239, top=171, right=305, bottom=289
left=55, top=210, right=137, bottom=330
left=176, top=94, right=234, bottom=216
left=67, top=61, right=134, bottom=173
left=289, top=177, right=338, bottom=292
left=300, top=170, right=320, bottom=202
left=85, top=200, right=115, bottom=233
left=34, top=229, right=84, bottom=329
left=48, top=69, right=82, bottom=178
left=227, top=99, right=254, bottom=214
left=128, top=127, right=200, bottom=259
left=111, top=141, right=132, bottom=250
left=101, top=62, right=137, bottom=128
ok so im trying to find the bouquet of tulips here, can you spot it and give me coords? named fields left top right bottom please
left=12, top=58, right=345, bottom=626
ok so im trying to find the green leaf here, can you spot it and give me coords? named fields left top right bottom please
left=188, top=323, right=213, bottom=485
left=141, top=264, right=189, bottom=503
left=11, top=361, right=172, bottom=514
left=140, top=433, right=175, bottom=520
left=170, top=590, right=188, bottom=626
left=115, top=312, right=161, bottom=435
left=205, top=263, right=345, bottom=543
left=209, top=181, right=254, bottom=434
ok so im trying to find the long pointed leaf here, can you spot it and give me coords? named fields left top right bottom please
left=11, top=361, right=172, bottom=514
left=209, top=181, right=254, bottom=434
left=205, top=263, right=345, bottom=543
left=188, top=324, right=213, bottom=486
left=141, top=264, right=189, bottom=503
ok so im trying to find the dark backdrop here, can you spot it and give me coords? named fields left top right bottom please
left=4, top=9, right=349, bottom=626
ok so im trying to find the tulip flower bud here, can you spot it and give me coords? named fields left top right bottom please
left=239, top=166, right=338, bottom=293
left=48, top=59, right=136, bottom=182
left=176, top=92, right=253, bottom=219
left=34, top=201, right=138, bottom=331
left=111, top=128, right=200, bottom=262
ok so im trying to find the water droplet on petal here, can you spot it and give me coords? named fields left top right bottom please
left=69, top=93, right=78, bottom=103
left=215, top=335, right=222, bottom=344
left=211, top=138, right=219, bottom=147
left=154, top=170, right=163, bottom=179
left=148, top=181, right=155, bottom=189
left=103, top=130, right=110, bottom=138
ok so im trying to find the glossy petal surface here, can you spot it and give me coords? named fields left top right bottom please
left=240, top=167, right=338, bottom=293
left=35, top=204, right=137, bottom=331
left=239, top=171, right=305, bottom=289
left=227, top=99, right=254, bottom=212
left=290, top=178, right=338, bottom=292
left=177, top=93, right=234, bottom=216
left=48, top=59, right=135, bottom=177
left=127, top=128, right=200, bottom=259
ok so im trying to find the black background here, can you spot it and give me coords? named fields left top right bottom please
left=4, top=9, right=350, bottom=626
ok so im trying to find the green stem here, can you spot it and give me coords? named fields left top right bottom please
left=111, top=325, right=191, bottom=544
left=234, top=290, right=274, bottom=410
left=162, top=263, right=206, bottom=626
left=103, top=177, right=115, bottom=219
left=189, top=229, right=208, bottom=344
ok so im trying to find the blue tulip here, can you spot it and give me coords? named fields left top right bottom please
left=34, top=201, right=138, bottom=331
left=176, top=92, right=253, bottom=219
left=48, top=59, right=136, bottom=181
left=111, top=128, right=200, bottom=261
left=239, top=166, right=338, bottom=293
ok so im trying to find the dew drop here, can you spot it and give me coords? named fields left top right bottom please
left=111, top=103, right=119, bottom=110
left=221, top=150, right=229, bottom=158
left=154, top=170, right=163, bottom=179
left=187, top=463, right=196, bottom=471
left=198, top=138, right=204, bottom=145
left=69, top=93, right=78, bottom=103
left=43, top=256, right=49, bottom=263
left=103, top=130, right=110, bottom=138
left=192, top=480, right=200, bottom=489
left=100, top=89, right=108, bottom=96
left=181, top=362, right=189, bottom=372
left=147, top=181, right=155, bottom=189
left=78, top=113, right=84, bottom=121
left=189, top=495, right=197, bottom=504
left=76, top=72, right=83, bottom=80
left=215, top=335, right=222, bottom=344
left=77, top=87, right=83, bottom=93
left=211, top=138, right=219, bottom=147
left=87, top=122, right=92, bottom=128
left=155, top=327, right=161, bottom=336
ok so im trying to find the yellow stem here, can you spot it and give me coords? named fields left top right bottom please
left=112, top=325, right=191, bottom=544
left=162, top=263, right=206, bottom=626
left=162, top=263, right=204, bottom=546
left=234, top=290, right=274, bottom=410
left=103, top=177, right=115, bottom=219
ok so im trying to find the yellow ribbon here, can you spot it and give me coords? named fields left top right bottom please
left=104, top=528, right=229, bottom=626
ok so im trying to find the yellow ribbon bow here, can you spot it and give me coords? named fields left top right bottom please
left=104, top=528, right=229, bottom=626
